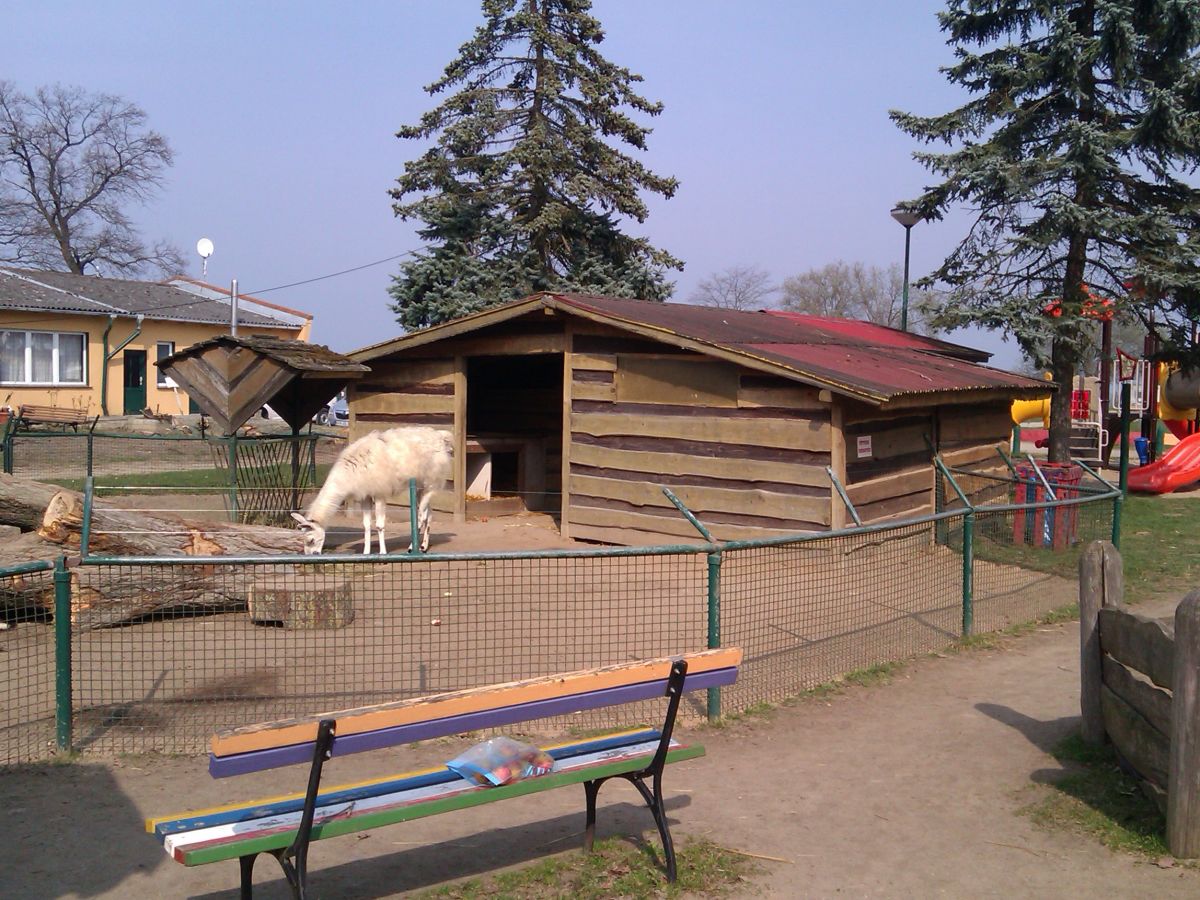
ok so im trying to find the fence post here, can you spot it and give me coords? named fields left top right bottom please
left=3, top=430, right=12, bottom=475
left=53, top=555, right=73, bottom=753
left=1079, top=541, right=1121, bottom=745
left=706, top=550, right=722, bottom=720
left=409, top=477, right=420, bottom=555
left=227, top=435, right=240, bottom=523
left=86, top=431, right=94, bottom=478
left=1111, top=492, right=1123, bottom=549
left=934, top=457, right=974, bottom=636
left=1169, top=591, right=1200, bottom=858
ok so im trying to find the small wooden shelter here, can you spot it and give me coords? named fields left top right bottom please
left=351, top=293, right=1051, bottom=545
left=157, top=336, right=369, bottom=435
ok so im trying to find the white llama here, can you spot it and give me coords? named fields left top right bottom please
left=290, top=427, right=452, bottom=555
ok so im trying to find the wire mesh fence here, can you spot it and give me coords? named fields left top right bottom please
left=4, top=430, right=343, bottom=527
left=0, top=562, right=57, bottom=763
left=1, top=458, right=1122, bottom=765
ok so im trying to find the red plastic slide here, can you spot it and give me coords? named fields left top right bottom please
left=1127, top=432, right=1200, bottom=494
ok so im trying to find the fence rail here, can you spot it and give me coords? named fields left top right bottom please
left=1, top=457, right=1121, bottom=764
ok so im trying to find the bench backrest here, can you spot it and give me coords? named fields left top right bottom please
left=208, top=647, right=742, bottom=778
left=18, top=405, right=90, bottom=422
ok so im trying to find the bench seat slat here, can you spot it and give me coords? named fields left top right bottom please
left=210, top=665, right=737, bottom=778
left=211, top=647, right=743, bottom=759
left=152, top=729, right=660, bottom=837
left=168, top=739, right=703, bottom=866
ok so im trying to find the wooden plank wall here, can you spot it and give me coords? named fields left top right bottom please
left=347, top=358, right=457, bottom=511
left=349, top=358, right=457, bottom=437
left=937, top=402, right=1013, bottom=507
left=842, top=404, right=934, bottom=523
left=565, top=341, right=833, bottom=544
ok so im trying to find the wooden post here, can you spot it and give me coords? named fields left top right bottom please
left=1080, top=540, right=1123, bottom=745
left=560, top=323, right=573, bottom=539
left=453, top=355, right=467, bottom=524
left=1168, top=591, right=1200, bottom=857
left=829, top=400, right=846, bottom=529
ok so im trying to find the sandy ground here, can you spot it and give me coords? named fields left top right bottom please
left=2, top=593, right=1196, bottom=899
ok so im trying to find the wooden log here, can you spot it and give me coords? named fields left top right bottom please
left=248, top=577, right=354, bottom=629
left=1100, top=684, right=1169, bottom=788
left=69, top=568, right=244, bottom=631
left=1080, top=541, right=1121, bottom=744
left=38, top=489, right=303, bottom=557
left=1169, top=592, right=1200, bottom=857
left=0, top=475, right=63, bottom=530
left=1098, top=607, right=1174, bottom=690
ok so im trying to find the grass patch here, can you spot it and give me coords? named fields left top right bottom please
left=1119, top=493, right=1200, bottom=595
left=414, top=836, right=756, bottom=899
left=955, top=602, right=1080, bottom=651
left=1020, top=732, right=1169, bottom=857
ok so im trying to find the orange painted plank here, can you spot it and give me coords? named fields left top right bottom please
left=211, top=647, right=742, bottom=758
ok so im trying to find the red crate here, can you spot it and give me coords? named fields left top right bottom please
left=1012, top=463, right=1082, bottom=549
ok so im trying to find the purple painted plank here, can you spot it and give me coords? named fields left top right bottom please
left=210, top=666, right=738, bottom=778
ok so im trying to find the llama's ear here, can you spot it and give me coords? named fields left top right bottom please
left=290, top=512, right=313, bottom=529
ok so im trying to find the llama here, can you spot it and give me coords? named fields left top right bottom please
left=290, top=426, right=452, bottom=555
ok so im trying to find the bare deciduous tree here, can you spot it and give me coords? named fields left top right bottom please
left=0, top=82, right=184, bottom=276
left=690, top=265, right=776, bottom=310
left=779, top=261, right=932, bottom=332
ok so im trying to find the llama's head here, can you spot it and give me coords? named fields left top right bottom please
left=290, top=512, right=326, bottom=555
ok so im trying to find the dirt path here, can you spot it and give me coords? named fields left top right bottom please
left=3, top=593, right=1197, bottom=899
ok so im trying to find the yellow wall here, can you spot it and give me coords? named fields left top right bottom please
left=0, top=311, right=301, bottom=415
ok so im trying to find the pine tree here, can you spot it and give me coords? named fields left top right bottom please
left=389, top=0, right=681, bottom=330
left=891, top=1, right=1200, bottom=462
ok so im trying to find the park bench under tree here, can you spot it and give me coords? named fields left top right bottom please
left=147, top=648, right=742, bottom=899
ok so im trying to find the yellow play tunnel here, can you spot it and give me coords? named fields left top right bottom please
left=1011, top=397, right=1051, bottom=427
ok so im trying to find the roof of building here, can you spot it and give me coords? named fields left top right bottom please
left=166, top=276, right=313, bottom=328
left=355, top=292, right=1049, bottom=406
left=160, top=334, right=368, bottom=375
left=0, top=267, right=306, bottom=329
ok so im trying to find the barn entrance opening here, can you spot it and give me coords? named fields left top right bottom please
left=465, top=354, right=563, bottom=517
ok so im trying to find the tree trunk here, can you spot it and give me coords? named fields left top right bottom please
left=38, top=490, right=304, bottom=557
left=1049, top=336, right=1077, bottom=463
left=0, top=475, right=64, bottom=530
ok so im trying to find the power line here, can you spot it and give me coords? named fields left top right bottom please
left=244, top=251, right=414, bottom=296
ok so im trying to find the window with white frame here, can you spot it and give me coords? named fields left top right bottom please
left=0, top=330, right=86, bottom=385
left=156, top=341, right=175, bottom=387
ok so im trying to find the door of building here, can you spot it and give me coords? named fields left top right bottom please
left=123, top=349, right=147, bottom=414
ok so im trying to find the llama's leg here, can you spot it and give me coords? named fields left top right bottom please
left=361, top=501, right=372, bottom=555
left=374, top=498, right=387, bottom=555
left=417, top=489, right=434, bottom=552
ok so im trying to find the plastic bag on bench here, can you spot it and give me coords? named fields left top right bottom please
left=446, top=736, right=555, bottom=787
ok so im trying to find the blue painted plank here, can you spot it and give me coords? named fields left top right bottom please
left=210, top=666, right=737, bottom=778
left=157, top=729, right=660, bottom=838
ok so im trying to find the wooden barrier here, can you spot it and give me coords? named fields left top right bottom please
left=1079, top=541, right=1200, bottom=856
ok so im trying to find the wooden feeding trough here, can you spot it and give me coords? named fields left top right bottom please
left=156, top=335, right=369, bottom=436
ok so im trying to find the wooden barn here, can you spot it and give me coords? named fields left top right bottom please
left=350, top=293, right=1050, bottom=545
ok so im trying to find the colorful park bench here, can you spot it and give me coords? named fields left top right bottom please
left=146, top=647, right=743, bottom=899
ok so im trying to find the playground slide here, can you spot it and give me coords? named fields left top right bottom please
left=1127, top=431, right=1200, bottom=494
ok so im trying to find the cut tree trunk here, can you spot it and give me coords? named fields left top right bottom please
left=38, top=489, right=304, bottom=557
left=0, top=475, right=63, bottom=530
left=0, top=482, right=306, bottom=628
left=248, top=576, right=355, bottom=629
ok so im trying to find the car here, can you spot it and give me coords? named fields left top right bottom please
left=323, top=393, right=348, bottom=426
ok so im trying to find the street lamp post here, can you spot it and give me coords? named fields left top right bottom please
left=890, top=206, right=921, bottom=331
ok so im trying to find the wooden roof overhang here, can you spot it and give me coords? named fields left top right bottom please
left=353, top=294, right=1052, bottom=408
left=158, top=336, right=370, bottom=434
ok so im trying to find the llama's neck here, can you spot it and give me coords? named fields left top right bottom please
left=306, top=480, right=347, bottom=524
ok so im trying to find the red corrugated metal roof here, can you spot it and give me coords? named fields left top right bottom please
left=552, top=294, right=1045, bottom=401
left=356, top=292, right=1049, bottom=404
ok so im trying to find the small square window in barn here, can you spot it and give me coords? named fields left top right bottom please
left=615, top=356, right=738, bottom=407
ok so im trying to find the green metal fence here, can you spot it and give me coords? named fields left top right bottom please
left=0, top=459, right=1121, bottom=764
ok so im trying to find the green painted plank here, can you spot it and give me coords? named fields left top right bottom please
left=180, top=744, right=704, bottom=866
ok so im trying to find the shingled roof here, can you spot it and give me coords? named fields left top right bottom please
left=0, top=267, right=303, bottom=329
left=354, top=292, right=1049, bottom=406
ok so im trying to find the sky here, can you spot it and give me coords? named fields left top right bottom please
left=1, top=1, right=1023, bottom=367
